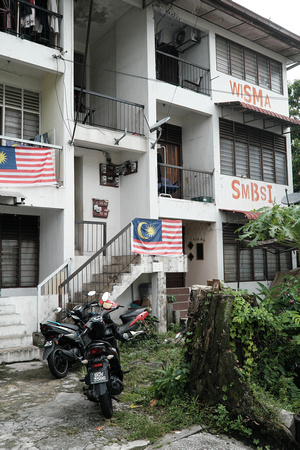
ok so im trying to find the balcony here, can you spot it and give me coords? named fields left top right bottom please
left=158, top=163, right=214, bottom=202
left=156, top=50, right=211, bottom=96
left=74, top=88, right=145, bottom=136
left=0, top=0, right=62, bottom=49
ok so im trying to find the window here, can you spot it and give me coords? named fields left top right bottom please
left=0, top=84, right=40, bottom=141
left=0, top=214, right=39, bottom=288
left=220, top=119, right=287, bottom=185
left=223, top=223, right=292, bottom=282
left=216, top=36, right=283, bottom=94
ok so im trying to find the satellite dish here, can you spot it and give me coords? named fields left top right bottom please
left=281, top=192, right=300, bottom=205
left=149, top=117, right=170, bottom=133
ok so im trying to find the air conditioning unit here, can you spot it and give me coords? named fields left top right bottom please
left=175, top=27, right=199, bottom=52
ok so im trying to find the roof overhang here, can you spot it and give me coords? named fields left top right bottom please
left=220, top=209, right=261, bottom=220
left=216, top=101, right=300, bottom=131
left=144, top=0, right=300, bottom=66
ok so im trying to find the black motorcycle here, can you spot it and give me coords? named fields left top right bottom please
left=59, top=295, right=126, bottom=418
left=40, top=291, right=98, bottom=378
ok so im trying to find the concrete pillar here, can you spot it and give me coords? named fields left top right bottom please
left=152, top=271, right=167, bottom=333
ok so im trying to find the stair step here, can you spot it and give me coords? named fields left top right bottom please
left=0, top=298, right=16, bottom=306
left=0, top=323, right=27, bottom=337
left=0, top=303, right=16, bottom=314
left=0, top=334, right=33, bottom=349
left=103, top=265, right=131, bottom=274
left=166, top=287, right=190, bottom=295
left=172, top=301, right=190, bottom=311
left=91, top=273, right=122, bottom=283
left=111, top=255, right=141, bottom=265
left=0, top=313, right=21, bottom=325
left=0, top=345, right=42, bottom=364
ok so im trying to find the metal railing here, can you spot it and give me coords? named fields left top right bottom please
left=158, top=163, right=214, bottom=201
left=75, top=220, right=107, bottom=255
left=37, top=258, right=71, bottom=328
left=59, top=223, right=140, bottom=309
left=74, top=88, right=145, bottom=135
left=156, top=50, right=211, bottom=96
left=0, top=0, right=63, bottom=49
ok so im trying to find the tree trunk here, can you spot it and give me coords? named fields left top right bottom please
left=185, top=287, right=299, bottom=449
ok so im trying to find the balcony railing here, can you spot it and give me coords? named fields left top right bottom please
left=158, top=163, right=214, bottom=201
left=156, top=50, right=211, bottom=96
left=74, top=88, right=145, bottom=136
left=75, top=220, right=107, bottom=256
left=0, top=0, right=63, bottom=49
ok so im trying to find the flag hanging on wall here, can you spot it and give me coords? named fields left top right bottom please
left=132, top=218, right=183, bottom=256
left=0, top=147, right=57, bottom=186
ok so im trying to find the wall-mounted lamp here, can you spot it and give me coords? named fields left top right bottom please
left=149, top=117, right=170, bottom=148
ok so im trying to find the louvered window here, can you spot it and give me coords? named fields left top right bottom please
left=0, top=214, right=39, bottom=288
left=223, top=223, right=292, bottom=282
left=220, top=118, right=287, bottom=185
left=0, top=84, right=40, bottom=141
left=216, top=36, right=283, bottom=94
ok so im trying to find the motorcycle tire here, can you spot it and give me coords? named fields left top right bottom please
left=47, top=345, right=69, bottom=379
left=99, top=389, right=113, bottom=418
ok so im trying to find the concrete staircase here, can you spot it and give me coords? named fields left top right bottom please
left=0, top=298, right=41, bottom=364
left=166, top=287, right=190, bottom=322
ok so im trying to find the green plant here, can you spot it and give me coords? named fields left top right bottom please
left=167, top=295, right=176, bottom=303
left=150, top=359, right=190, bottom=400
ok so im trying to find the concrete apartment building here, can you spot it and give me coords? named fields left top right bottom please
left=0, top=0, right=300, bottom=361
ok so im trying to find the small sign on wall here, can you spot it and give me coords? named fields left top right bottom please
left=93, top=198, right=109, bottom=218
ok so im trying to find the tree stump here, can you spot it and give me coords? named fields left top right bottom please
left=185, top=288, right=299, bottom=449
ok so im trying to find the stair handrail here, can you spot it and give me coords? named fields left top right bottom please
left=58, top=222, right=136, bottom=307
left=37, top=257, right=72, bottom=330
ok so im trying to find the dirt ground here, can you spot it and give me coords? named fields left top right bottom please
left=0, top=360, right=253, bottom=450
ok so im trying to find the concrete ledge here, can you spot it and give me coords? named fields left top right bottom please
left=0, top=345, right=42, bottom=364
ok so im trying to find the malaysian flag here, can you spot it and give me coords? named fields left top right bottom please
left=132, top=218, right=183, bottom=256
left=0, top=147, right=56, bottom=186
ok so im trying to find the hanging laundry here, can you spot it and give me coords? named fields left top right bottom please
left=20, top=0, right=35, bottom=29
left=47, top=0, right=59, bottom=34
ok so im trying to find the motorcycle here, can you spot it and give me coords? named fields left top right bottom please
left=58, top=292, right=158, bottom=417
left=99, top=294, right=159, bottom=341
left=40, top=291, right=98, bottom=379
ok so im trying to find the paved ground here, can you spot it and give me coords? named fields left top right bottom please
left=0, top=360, right=255, bottom=449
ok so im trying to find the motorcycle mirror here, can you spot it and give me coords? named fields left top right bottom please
left=102, top=292, right=110, bottom=302
left=53, top=307, right=62, bottom=313
left=88, top=290, right=96, bottom=297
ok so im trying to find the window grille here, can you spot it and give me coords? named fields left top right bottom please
left=216, top=36, right=283, bottom=94
left=220, top=118, right=287, bottom=185
left=223, top=223, right=292, bottom=282
left=0, top=84, right=40, bottom=141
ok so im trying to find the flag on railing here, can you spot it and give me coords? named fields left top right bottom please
left=132, top=218, right=183, bottom=256
left=0, top=146, right=56, bottom=186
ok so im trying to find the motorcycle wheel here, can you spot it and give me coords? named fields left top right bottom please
left=99, top=389, right=113, bottom=418
left=48, top=345, right=69, bottom=379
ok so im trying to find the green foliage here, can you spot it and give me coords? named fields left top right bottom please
left=229, top=284, right=300, bottom=411
left=288, top=79, right=300, bottom=191
left=214, top=404, right=252, bottom=438
left=150, top=359, right=190, bottom=400
left=237, top=202, right=300, bottom=254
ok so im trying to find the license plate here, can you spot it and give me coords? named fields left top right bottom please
left=90, top=371, right=108, bottom=384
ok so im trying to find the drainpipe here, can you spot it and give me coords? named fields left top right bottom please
left=70, top=0, right=94, bottom=145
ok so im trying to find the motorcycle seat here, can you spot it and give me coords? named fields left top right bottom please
left=119, top=307, right=147, bottom=322
left=47, top=321, right=79, bottom=331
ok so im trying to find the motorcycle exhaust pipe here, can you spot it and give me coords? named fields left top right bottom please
left=58, top=348, right=79, bottom=362
left=111, top=379, right=124, bottom=395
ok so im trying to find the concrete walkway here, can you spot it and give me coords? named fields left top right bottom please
left=0, top=360, right=254, bottom=450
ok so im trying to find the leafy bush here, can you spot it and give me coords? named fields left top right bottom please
left=228, top=284, right=300, bottom=411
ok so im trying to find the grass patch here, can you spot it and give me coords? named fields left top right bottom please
left=113, top=333, right=203, bottom=443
